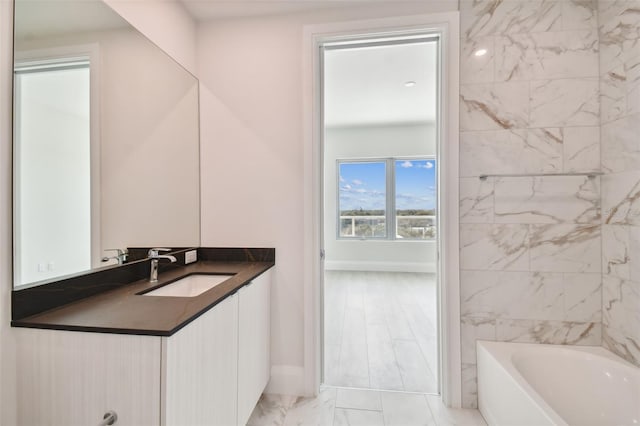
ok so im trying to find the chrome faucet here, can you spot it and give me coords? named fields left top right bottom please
left=101, top=248, right=128, bottom=265
left=148, top=248, right=177, bottom=283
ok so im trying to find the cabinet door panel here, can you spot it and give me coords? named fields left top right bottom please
left=163, top=294, right=239, bottom=426
left=237, top=270, right=271, bottom=425
left=17, top=328, right=162, bottom=426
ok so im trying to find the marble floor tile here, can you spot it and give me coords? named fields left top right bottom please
left=247, top=393, right=298, bottom=426
left=333, top=408, right=385, bottom=426
left=425, top=395, right=488, bottom=426
left=283, top=388, right=336, bottom=426
left=335, top=388, right=382, bottom=411
left=380, top=391, right=435, bottom=426
left=249, top=388, right=486, bottom=426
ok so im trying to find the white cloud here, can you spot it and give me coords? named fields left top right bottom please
left=400, top=160, right=413, bottom=168
left=425, top=161, right=434, bottom=169
left=339, top=175, right=345, bottom=182
left=343, top=184, right=352, bottom=190
left=340, top=184, right=387, bottom=211
left=352, top=179, right=364, bottom=186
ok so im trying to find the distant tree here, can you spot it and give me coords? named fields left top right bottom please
left=340, top=209, right=385, bottom=216
left=396, top=209, right=436, bottom=216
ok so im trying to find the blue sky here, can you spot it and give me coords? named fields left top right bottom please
left=339, top=159, right=436, bottom=211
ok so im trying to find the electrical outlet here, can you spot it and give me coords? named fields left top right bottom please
left=185, top=250, right=197, bottom=264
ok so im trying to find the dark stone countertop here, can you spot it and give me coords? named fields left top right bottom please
left=11, top=260, right=273, bottom=336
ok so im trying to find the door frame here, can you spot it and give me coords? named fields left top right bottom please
left=302, top=12, right=461, bottom=407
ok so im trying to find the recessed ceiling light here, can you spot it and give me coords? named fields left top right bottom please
left=474, top=48, right=488, bottom=57
left=404, top=81, right=417, bottom=87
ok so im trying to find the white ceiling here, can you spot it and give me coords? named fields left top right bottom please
left=14, top=0, right=129, bottom=40
left=324, top=41, right=437, bottom=127
left=14, top=0, right=437, bottom=128
left=180, top=0, right=378, bottom=21
left=180, top=1, right=439, bottom=127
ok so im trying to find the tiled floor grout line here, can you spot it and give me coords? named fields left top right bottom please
left=334, top=406, right=382, bottom=412
left=326, top=384, right=439, bottom=396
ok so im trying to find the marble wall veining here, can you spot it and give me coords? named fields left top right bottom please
left=599, top=0, right=640, bottom=368
left=459, top=0, right=603, bottom=408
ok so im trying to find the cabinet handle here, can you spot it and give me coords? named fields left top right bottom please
left=98, top=411, right=118, bottom=426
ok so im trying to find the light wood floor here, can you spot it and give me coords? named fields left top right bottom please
left=323, top=271, right=438, bottom=393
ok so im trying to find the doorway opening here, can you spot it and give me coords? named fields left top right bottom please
left=321, top=35, right=440, bottom=394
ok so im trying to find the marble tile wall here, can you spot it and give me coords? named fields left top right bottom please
left=598, top=0, right=640, bottom=368
left=459, top=0, right=603, bottom=408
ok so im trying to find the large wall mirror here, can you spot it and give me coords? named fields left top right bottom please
left=13, top=0, right=200, bottom=289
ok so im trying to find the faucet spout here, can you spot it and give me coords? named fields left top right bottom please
left=101, top=248, right=129, bottom=265
left=147, top=248, right=177, bottom=283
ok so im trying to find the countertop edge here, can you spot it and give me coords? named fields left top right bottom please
left=11, top=261, right=274, bottom=337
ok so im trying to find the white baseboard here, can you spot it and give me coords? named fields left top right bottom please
left=265, top=365, right=305, bottom=396
left=325, top=260, right=436, bottom=273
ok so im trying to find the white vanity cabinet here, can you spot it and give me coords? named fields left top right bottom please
left=16, top=270, right=272, bottom=426
left=237, top=270, right=271, bottom=426
left=162, top=293, right=239, bottom=426
left=17, top=328, right=163, bottom=426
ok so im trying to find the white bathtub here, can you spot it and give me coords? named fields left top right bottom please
left=477, top=341, right=640, bottom=426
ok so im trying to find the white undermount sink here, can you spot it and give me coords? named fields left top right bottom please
left=142, top=274, right=235, bottom=297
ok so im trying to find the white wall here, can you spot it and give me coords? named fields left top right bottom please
left=103, top=0, right=196, bottom=74
left=324, top=124, right=437, bottom=272
left=83, top=29, right=200, bottom=251
left=1, top=0, right=17, bottom=423
left=196, top=1, right=457, bottom=395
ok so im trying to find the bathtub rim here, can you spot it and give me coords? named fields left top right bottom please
left=477, top=340, right=639, bottom=426
left=478, top=340, right=566, bottom=426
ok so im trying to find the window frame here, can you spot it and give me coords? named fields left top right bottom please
left=336, top=156, right=436, bottom=241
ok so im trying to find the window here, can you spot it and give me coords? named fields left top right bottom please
left=338, top=158, right=436, bottom=240
left=338, top=161, right=387, bottom=238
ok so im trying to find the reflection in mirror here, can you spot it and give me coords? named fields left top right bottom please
left=14, top=58, right=93, bottom=285
left=13, top=0, right=200, bottom=288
